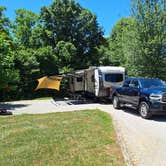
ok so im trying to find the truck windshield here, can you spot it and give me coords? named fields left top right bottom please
left=140, top=79, right=166, bottom=88
left=105, top=73, right=123, bottom=83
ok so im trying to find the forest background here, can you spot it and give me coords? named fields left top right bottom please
left=0, top=0, right=165, bottom=101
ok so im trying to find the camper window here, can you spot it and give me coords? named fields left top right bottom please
left=105, top=73, right=123, bottom=83
left=77, top=77, right=83, bottom=82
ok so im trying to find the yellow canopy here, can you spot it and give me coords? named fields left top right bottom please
left=35, top=76, right=62, bottom=91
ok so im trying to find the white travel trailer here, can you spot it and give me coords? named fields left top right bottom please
left=68, top=66, right=126, bottom=98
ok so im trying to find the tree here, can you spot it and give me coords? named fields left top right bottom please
left=34, top=46, right=58, bottom=76
left=14, top=48, right=39, bottom=99
left=13, top=8, right=39, bottom=48
left=55, top=41, right=76, bottom=73
left=131, top=0, right=166, bottom=79
left=0, top=7, right=19, bottom=89
left=109, top=18, right=134, bottom=66
left=40, top=0, right=105, bottom=69
left=96, top=38, right=111, bottom=66
left=107, top=17, right=138, bottom=76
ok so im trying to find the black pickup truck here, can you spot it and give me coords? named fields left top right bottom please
left=112, top=78, right=166, bottom=119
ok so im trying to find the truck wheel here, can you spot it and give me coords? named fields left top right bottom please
left=139, top=101, right=152, bottom=119
left=113, top=96, right=120, bottom=109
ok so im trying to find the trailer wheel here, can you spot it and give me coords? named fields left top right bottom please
left=113, top=96, right=120, bottom=109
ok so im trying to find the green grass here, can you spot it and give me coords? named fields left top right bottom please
left=0, top=110, right=124, bottom=166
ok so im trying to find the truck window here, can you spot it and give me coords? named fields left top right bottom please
left=123, top=79, right=131, bottom=87
left=105, top=73, right=123, bottom=83
left=131, top=79, right=139, bottom=88
left=140, top=79, right=165, bottom=88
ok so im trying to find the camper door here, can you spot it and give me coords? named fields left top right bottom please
left=85, top=70, right=95, bottom=95
left=84, top=69, right=99, bottom=97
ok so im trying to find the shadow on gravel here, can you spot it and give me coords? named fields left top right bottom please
left=121, top=107, right=166, bottom=122
left=65, top=99, right=112, bottom=105
left=151, top=115, right=166, bottom=122
left=52, top=97, right=97, bottom=105
left=66, top=100, right=95, bottom=105
left=0, top=103, right=29, bottom=110
left=97, top=101, right=112, bottom=105
left=121, top=107, right=140, bottom=117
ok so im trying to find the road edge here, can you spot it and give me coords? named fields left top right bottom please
left=113, top=118, right=133, bottom=166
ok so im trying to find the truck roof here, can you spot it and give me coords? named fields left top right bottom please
left=126, top=77, right=161, bottom=81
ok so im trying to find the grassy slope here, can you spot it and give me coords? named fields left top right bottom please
left=0, top=110, right=124, bottom=166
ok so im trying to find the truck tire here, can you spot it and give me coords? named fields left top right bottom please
left=113, top=96, right=120, bottom=109
left=139, top=101, right=152, bottom=119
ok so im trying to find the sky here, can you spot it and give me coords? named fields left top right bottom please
left=0, top=0, right=131, bottom=36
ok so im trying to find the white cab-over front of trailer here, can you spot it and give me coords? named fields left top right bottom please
left=98, top=66, right=125, bottom=88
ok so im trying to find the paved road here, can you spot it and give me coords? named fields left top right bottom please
left=1, top=99, right=166, bottom=166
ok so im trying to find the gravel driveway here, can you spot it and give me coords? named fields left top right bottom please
left=102, top=106, right=166, bottom=166
left=1, top=99, right=166, bottom=166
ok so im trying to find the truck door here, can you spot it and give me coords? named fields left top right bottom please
left=119, top=79, right=131, bottom=103
left=128, top=79, right=140, bottom=107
